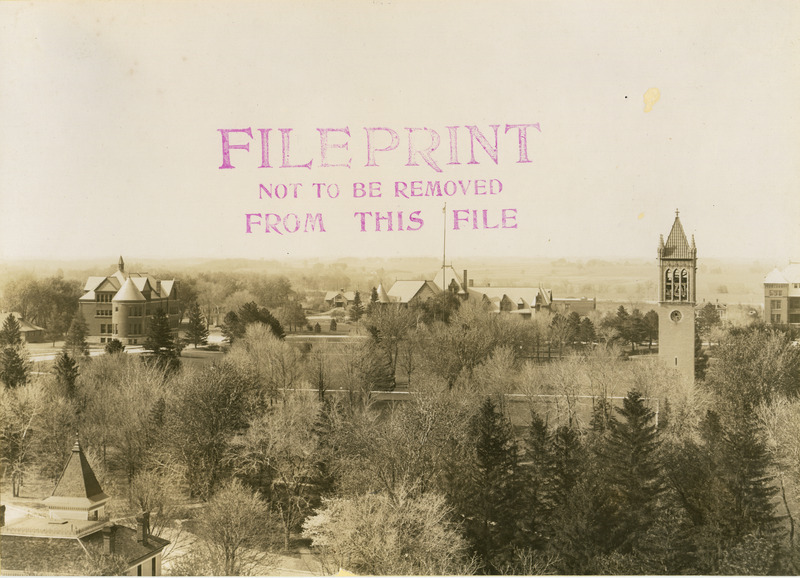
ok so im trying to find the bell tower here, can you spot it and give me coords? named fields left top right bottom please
left=657, top=210, right=696, bottom=383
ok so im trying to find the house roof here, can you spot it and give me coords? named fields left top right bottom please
left=767, top=262, right=800, bottom=284
left=433, top=266, right=465, bottom=293
left=0, top=525, right=169, bottom=575
left=661, top=213, right=695, bottom=259
left=0, top=312, right=44, bottom=333
left=324, top=290, right=355, bottom=301
left=387, top=280, right=439, bottom=303
left=765, top=268, right=788, bottom=284
left=42, top=440, right=108, bottom=510
left=112, top=278, right=146, bottom=302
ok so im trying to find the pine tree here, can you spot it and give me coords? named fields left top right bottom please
left=186, top=301, right=209, bottom=347
left=52, top=352, right=79, bottom=398
left=457, top=397, right=524, bottom=572
left=144, top=309, right=179, bottom=371
left=63, top=312, right=89, bottom=357
left=0, top=314, right=23, bottom=348
left=104, top=338, right=125, bottom=354
left=0, top=347, right=28, bottom=388
left=349, top=290, right=365, bottom=322
left=522, top=410, right=554, bottom=550
left=600, top=390, right=664, bottom=553
left=718, top=411, right=782, bottom=540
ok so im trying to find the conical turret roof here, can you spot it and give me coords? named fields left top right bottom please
left=43, top=439, right=108, bottom=510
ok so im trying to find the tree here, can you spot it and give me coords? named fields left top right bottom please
left=349, top=290, right=364, bottom=322
left=696, top=302, right=721, bottom=338
left=278, top=301, right=307, bottom=333
left=144, top=309, right=180, bottom=371
left=63, top=312, right=89, bottom=358
left=644, top=310, right=659, bottom=350
left=303, top=490, right=474, bottom=576
left=0, top=313, right=23, bottom=348
left=221, top=310, right=244, bottom=344
left=449, top=396, right=524, bottom=572
left=329, top=318, right=337, bottom=332
left=104, top=338, right=125, bottom=354
left=230, top=393, right=322, bottom=550
left=1, top=347, right=29, bottom=389
left=705, top=325, right=800, bottom=408
left=169, top=362, right=261, bottom=498
left=189, top=479, right=277, bottom=575
left=185, top=301, right=209, bottom=347
left=52, top=352, right=79, bottom=398
left=598, top=390, right=664, bottom=554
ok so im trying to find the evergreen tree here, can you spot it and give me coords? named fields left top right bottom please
left=144, top=309, right=179, bottom=371
left=0, top=347, right=28, bottom=388
left=370, top=286, right=379, bottom=302
left=0, top=313, right=23, bottom=348
left=718, top=411, right=782, bottom=540
left=185, top=301, right=209, bottom=347
left=221, top=310, right=244, bottom=344
left=522, top=410, right=554, bottom=551
left=238, top=302, right=286, bottom=339
left=104, top=338, right=125, bottom=354
left=349, top=290, right=365, bottom=322
left=52, top=352, right=79, bottom=398
left=63, top=312, right=89, bottom=358
left=579, top=317, right=597, bottom=344
left=599, top=390, right=664, bottom=554
left=455, top=397, right=524, bottom=572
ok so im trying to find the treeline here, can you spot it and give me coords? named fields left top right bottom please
left=2, top=292, right=799, bottom=574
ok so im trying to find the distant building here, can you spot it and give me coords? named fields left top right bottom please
left=764, top=262, right=800, bottom=326
left=380, top=266, right=595, bottom=319
left=657, top=210, right=697, bottom=383
left=0, top=439, right=168, bottom=576
left=324, top=290, right=356, bottom=309
left=78, top=257, right=180, bottom=346
left=0, top=312, right=45, bottom=343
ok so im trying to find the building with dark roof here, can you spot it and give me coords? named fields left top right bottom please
left=78, top=257, right=180, bottom=346
left=0, top=439, right=169, bottom=576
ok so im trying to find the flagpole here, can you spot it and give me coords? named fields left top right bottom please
left=442, top=203, right=447, bottom=288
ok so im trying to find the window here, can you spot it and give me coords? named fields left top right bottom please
left=772, top=314, right=782, bottom=323
left=789, top=297, right=800, bottom=309
left=769, top=289, right=782, bottom=296
left=152, top=557, right=157, bottom=576
left=789, top=314, right=800, bottom=323
left=137, top=564, right=142, bottom=576
left=96, top=293, right=112, bottom=303
left=771, top=300, right=782, bottom=309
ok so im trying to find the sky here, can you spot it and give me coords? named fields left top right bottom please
left=1, top=1, right=798, bottom=264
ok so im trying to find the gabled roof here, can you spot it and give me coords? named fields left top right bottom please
left=661, top=214, right=695, bottom=259
left=83, top=276, right=107, bottom=292
left=160, top=280, right=176, bottom=298
left=433, top=266, right=464, bottom=293
left=95, top=277, right=121, bottom=293
left=387, top=280, right=439, bottom=303
left=765, top=268, right=788, bottom=284
left=0, top=312, right=45, bottom=332
left=43, top=440, right=108, bottom=510
left=112, top=278, right=146, bottom=302
left=130, top=277, right=153, bottom=294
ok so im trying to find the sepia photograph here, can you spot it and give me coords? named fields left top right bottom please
left=1, top=1, right=799, bottom=574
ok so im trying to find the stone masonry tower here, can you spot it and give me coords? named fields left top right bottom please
left=657, top=210, right=696, bottom=383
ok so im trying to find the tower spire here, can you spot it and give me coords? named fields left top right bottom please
left=118, top=256, right=125, bottom=273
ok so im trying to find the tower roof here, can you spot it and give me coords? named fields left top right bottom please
left=43, top=439, right=108, bottom=510
left=661, top=211, right=695, bottom=259
left=112, top=277, right=146, bottom=302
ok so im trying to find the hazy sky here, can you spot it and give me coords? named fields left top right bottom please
left=1, top=1, right=798, bottom=264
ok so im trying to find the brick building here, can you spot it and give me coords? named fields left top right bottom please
left=78, top=257, right=180, bottom=346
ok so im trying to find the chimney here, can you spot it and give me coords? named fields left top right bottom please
left=136, top=512, right=150, bottom=545
left=1, top=504, right=5, bottom=527
left=103, top=525, right=117, bottom=554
